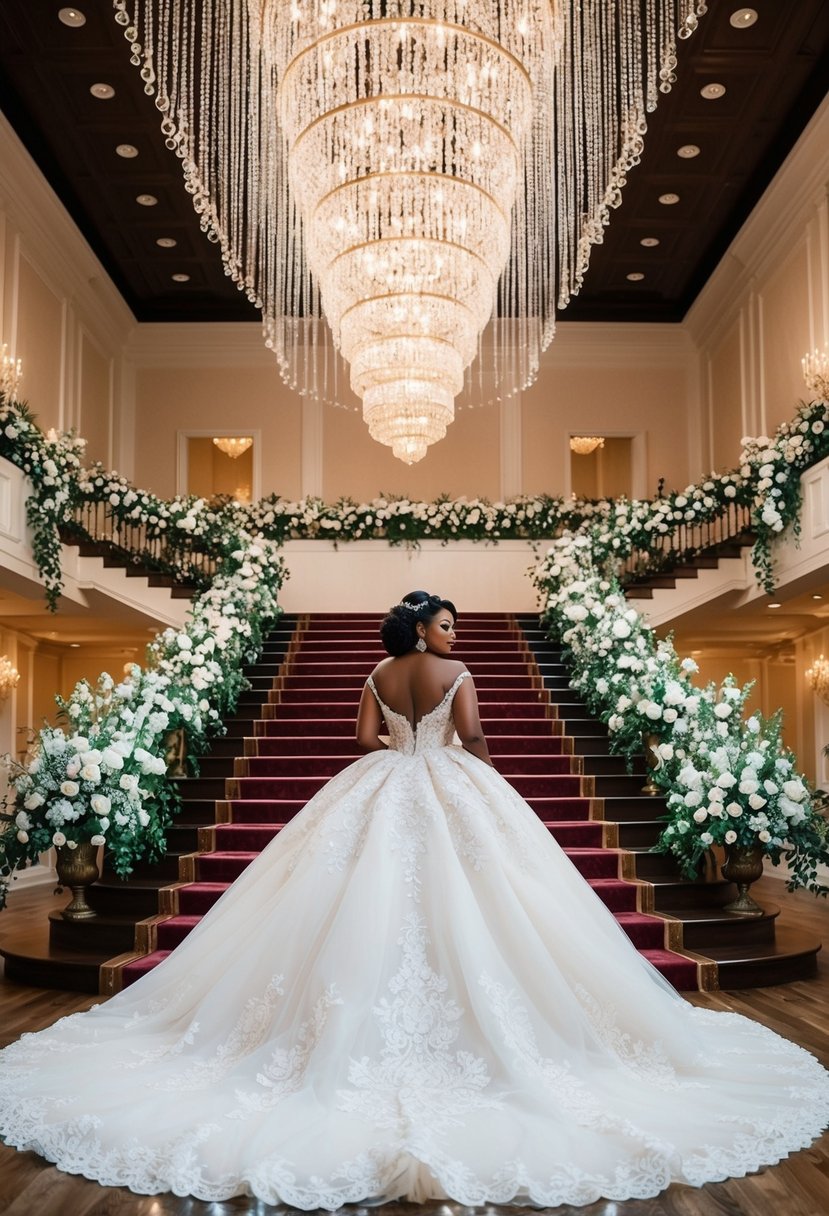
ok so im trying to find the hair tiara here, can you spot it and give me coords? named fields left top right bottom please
left=394, top=600, right=429, bottom=614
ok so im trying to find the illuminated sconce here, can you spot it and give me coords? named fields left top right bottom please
left=806, top=654, right=829, bottom=706
left=802, top=347, right=829, bottom=402
left=0, top=347, right=22, bottom=400
left=0, top=655, right=20, bottom=702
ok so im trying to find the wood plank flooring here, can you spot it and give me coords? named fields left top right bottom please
left=1, top=876, right=828, bottom=1216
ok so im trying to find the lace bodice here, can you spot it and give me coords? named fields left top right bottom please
left=367, top=671, right=469, bottom=756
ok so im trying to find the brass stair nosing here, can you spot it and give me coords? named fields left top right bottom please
left=99, top=951, right=144, bottom=997
left=588, top=797, right=604, bottom=821
left=215, top=799, right=233, bottom=824
left=233, top=756, right=250, bottom=777
left=197, top=825, right=218, bottom=852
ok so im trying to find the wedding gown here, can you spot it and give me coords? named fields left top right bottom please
left=1, top=670, right=828, bottom=1209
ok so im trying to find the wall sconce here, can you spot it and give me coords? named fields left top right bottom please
left=0, top=346, right=22, bottom=400
left=0, top=655, right=20, bottom=702
left=802, top=347, right=829, bottom=402
left=570, top=436, right=605, bottom=456
left=806, top=654, right=829, bottom=705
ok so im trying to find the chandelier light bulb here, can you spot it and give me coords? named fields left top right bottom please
left=212, top=436, right=253, bottom=460
left=802, top=347, right=829, bottom=402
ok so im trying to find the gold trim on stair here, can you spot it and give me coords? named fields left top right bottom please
left=233, top=756, right=250, bottom=777
left=215, top=800, right=233, bottom=824
left=580, top=775, right=595, bottom=797
left=198, top=826, right=218, bottom=852
left=225, top=777, right=241, bottom=799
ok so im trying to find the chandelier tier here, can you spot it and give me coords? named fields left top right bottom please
left=116, top=0, right=707, bottom=463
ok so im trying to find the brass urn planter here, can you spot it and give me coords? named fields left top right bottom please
left=721, top=843, right=765, bottom=917
left=641, top=732, right=661, bottom=796
left=55, top=842, right=100, bottom=921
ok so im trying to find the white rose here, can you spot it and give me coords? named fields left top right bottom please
left=748, top=793, right=767, bottom=810
left=700, top=832, right=714, bottom=845
left=60, top=781, right=79, bottom=797
left=611, top=619, right=632, bottom=639
left=80, top=764, right=101, bottom=784
left=782, top=780, right=806, bottom=802
left=16, top=829, right=29, bottom=843
left=101, top=748, right=124, bottom=771
left=725, top=830, right=737, bottom=844
left=52, top=831, right=67, bottom=846
left=91, top=794, right=111, bottom=816
left=15, top=811, right=32, bottom=830
left=726, top=802, right=743, bottom=817
left=693, top=809, right=708, bottom=823
left=23, top=792, right=44, bottom=810
left=758, top=829, right=771, bottom=843
left=713, top=703, right=732, bottom=719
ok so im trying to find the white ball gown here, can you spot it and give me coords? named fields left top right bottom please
left=1, top=669, right=828, bottom=1208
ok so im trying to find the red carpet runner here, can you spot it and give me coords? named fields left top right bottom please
left=120, top=614, right=699, bottom=989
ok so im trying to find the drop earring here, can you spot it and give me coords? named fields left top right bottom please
left=415, top=637, right=427, bottom=653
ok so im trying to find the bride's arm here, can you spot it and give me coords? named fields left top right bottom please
left=356, top=684, right=388, bottom=752
left=452, top=677, right=493, bottom=766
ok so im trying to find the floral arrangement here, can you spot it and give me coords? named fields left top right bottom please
left=0, top=537, right=286, bottom=905
left=531, top=533, right=829, bottom=893
left=0, top=397, right=86, bottom=609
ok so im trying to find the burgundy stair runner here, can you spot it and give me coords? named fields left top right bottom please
left=120, top=614, right=699, bottom=989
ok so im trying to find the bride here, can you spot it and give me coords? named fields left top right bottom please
left=0, top=590, right=827, bottom=1208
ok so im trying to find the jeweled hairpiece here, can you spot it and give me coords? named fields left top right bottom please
left=394, top=600, right=430, bottom=614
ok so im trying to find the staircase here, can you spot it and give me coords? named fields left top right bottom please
left=100, top=613, right=713, bottom=995
left=517, top=616, right=822, bottom=989
left=3, top=612, right=820, bottom=995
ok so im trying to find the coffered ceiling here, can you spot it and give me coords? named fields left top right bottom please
left=0, top=1, right=827, bottom=326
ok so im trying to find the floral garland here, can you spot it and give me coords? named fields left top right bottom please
left=530, top=533, right=829, bottom=893
left=0, top=536, right=286, bottom=906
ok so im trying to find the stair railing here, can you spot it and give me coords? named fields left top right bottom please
left=617, top=501, right=754, bottom=585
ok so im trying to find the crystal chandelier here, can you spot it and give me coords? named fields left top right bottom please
left=212, top=436, right=254, bottom=459
left=570, top=436, right=605, bottom=456
left=802, top=348, right=829, bottom=402
left=116, top=1, right=706, bottom=463
left=806, top=654, right=829, bottom=706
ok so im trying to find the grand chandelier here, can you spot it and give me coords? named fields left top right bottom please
left=116, top=1, right=706, bottom=463
left=212, top=436, right=254, bottom=459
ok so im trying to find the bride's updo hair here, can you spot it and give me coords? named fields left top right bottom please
left=380, top=590, right=458, bottom=657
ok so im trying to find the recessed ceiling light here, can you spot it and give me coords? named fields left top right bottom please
left=116, top=143, right=139, bottom=159
left=136, top=193, right=158, bottom=207
left=730, top=8, right=758, bottom=28
left=156, top=236, right=177, bottom=248
left=68, top=642, right=81, bottom=648
left=658, top=192, right=680, bottom=205
left=626, top=272, right=645, bottom=281
left=812, top=594, right=823, bottom=601
left=768, top=602, right=782, bottom=609
left=677, top=144, right=700, bottom=159
left=640, top=237, right=660, bottom=247
left=58, top=7, right=86, bottom=27
left=89, top=82, right=115, bottom=100
left=700, top=82, right=726, bottom=100
left=172, top=273, right=191, bottom=282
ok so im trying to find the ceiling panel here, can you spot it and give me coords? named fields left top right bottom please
left=0, top=0, right=827, bottom=325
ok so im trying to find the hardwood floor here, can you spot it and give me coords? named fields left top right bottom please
left=1, top=876, right=828, bottom=1216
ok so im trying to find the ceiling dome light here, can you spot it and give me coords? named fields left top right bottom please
left=768, top=602, right=782, bottom=609
left=89, top=82, right=115, bottom=100
left=58, top=8, right=86, bottom=27
left=171, top=273, right=190, bottom=282
left=135, top=193, right=157, bottom=206
left=116, top=143, right=139, bottom=158
left=677, top=144, right=700, bottom=158
left=213, top=436, right=253, bottom=459
left=640, top=237, right=660, bottom=247
left=700, top=82, right=726, bottom=100
left=729, top=8, right=758, bottom=28
left=626, top=272, right=645, bottom=281
left=570, top=436, right=605, bottom=456
left=156, top=237, right=177, bottom=248
left=658, top=193, right=680, bottom=205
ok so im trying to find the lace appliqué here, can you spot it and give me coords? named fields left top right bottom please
left=337, top=912, right=501, bottom=1134
left=143, top=975, right=285, bottom=1087
left=573, top=983, right=685, bottom=1089
left=227, top=984, right=343, bottom=1119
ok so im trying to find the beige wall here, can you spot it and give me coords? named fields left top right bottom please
left=322, top=397, right=502, bottom=501
left=689, top=100, right=829, bottom=477
left=523, top=357, right=692, bottom=497
left=134, top=367, right=303, bottom=500
left=79, top=332, right=112, bottom=466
